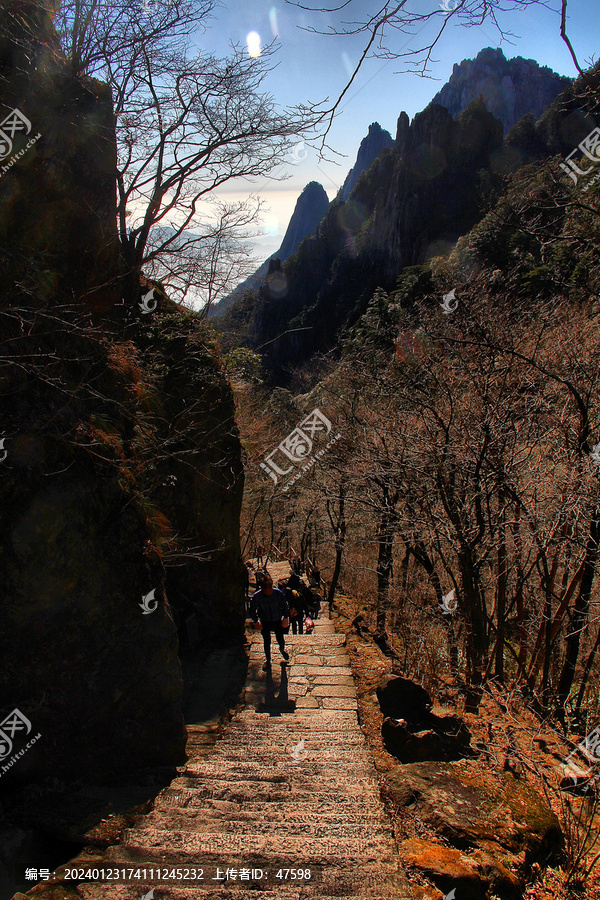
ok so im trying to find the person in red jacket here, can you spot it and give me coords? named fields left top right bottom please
left=250, top=572, right=290, bottom=670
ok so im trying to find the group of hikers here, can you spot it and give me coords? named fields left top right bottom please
left=245, top=559, right=323, bottom=670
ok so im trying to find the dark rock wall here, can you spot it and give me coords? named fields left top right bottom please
left=0, top=1, right=120, bottom=313
left=0, top=2, right=245, bottom=784
left=130, top=313, right=246, bottom=646
left=371, top=101, right=504, bottom=282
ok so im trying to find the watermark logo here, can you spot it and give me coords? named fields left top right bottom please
left=443, top=891, right=456, bottom=900
left=439, top=0, right=458, bottom=12
left=0, top=109, right=41, bottom=180
left=589, top=441, right=600, bottom=466
left=290, top=739, right=308, bottom=762
left=440, top=288, right=458, bottom=314
left=560, top=126, right=600, bottom=192
left=0, top=438, right=7, bottom=462
left=0, top=709, right=32, bottom=760
left=559, top=724, right=600, bottom=787
left=140, top=589, right=158, bottom=614
left=142, top=891, right=155, bottom=900
left=440, top=589, right=457, bottom=615
left=289, top=140, right=308, bottom=163
left=0, top=708, right=41, bottom=778
left=139, top=288, right=158, bottom=314
left=260, top=408, right=342, bottom=491
left=0, top=109, right=31, bottom=160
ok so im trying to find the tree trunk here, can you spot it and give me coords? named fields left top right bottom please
left=376, top=500, right=395, bottom=637
left=461, top=550, right=487, bottom=713
left=558, top=491, right=600, bottom=710
left=409, top=539, right=459, bottom=674
left=327, top=485, right=346, bottom=608
left=494, top=486, right=507, bottom=681
left=541, top=555, right=553, bottom=712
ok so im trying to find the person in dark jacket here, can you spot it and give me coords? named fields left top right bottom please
left=250, top=572, right=290, bottom=669
left=286, top=573, right=306, bottom=634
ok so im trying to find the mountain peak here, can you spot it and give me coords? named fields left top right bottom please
left=433, top=47, right=571, bottom=133
left=342, top=122, right=394, bottom=199
left=277, top=181, right=329, bottom=261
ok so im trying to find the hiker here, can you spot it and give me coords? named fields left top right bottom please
left=312, top=590, right=321, bottom=620
left=277, top=578, right=291, bottom=633
left=286, top=573, right=306, bottom=634
left=256, top=544, right=264, bottom=567
left=250, top=571, right=290, bottom=670
left=244, top=561, right=256, bottom=616
left=296, top=580, right=315, bottom=621
left=309, top=561, right=321, bottom=592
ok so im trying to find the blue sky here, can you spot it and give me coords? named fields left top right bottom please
left=203, top=0, right=599, bottom=259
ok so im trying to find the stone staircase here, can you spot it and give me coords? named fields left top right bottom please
left=68, top=611, right=413, bottom=900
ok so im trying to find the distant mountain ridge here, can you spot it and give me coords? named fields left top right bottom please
left=217, top=53, right=588, bottom=382
left=432, top=47, right=570, bottom=134
left=212, top=123, right=396, bottom=318
left=209, top=181, right=329, bottom=318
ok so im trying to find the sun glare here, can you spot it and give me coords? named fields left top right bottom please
left=246, top=31, right=261, bottom=58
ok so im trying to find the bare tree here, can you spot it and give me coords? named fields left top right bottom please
left=55, top=0, right=323, bottom=309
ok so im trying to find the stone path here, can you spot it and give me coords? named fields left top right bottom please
left=68, top=606, right=412, bottom=900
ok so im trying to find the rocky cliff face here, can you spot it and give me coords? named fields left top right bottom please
left=0, top=0, right=245, bottom=788
left=342, top=122, right=394, bottom=199
left=370, top=99, right=503, bottom=281
left=232, top=99, right=505, bottom=381
left=431, top=47, right=570, bottom=134
left=277, top=180, right=330, bottom=261
left=210, top=181, right=330, bottom=318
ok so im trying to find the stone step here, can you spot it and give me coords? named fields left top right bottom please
left=58, top=617, right=415, bottom=900
left=201, top=756, right=374, bottom=773
left=219, top=722, right=367, bottom=753
left=108, top=830, right=398, bottom=865
left=215, top=726, right=367, bottom=739
left=224, top=723, right=364, bottom=737
left=255, top=634, right=346, bottom=645
left=154, top=792, right=384, bottom=818
left=205, top=748, right=370, bottom=763
left=234, top=710, right=357, bottom=725
left=157, top=780, right=382, bottom=807
left=150, top=804, right=388, bottom=827
left=139, top=814, right=393, bottom=840
left=248, top=647, right=347, bottom=659
left=227, top=721, right=359, bottom=733
left=181, top=760, right=375, bottom=778
left=244, top=697, right=359, bottom=711
left=166, top=778, right=382, bottom=803
left=177, top=769, right=380, bottom=792
left=249, top=666, right=352, bottom=676
left=247, top=653, right=350, bottom=663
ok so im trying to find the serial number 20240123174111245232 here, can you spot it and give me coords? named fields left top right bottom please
left=58, top=867, right=313, bottom=881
